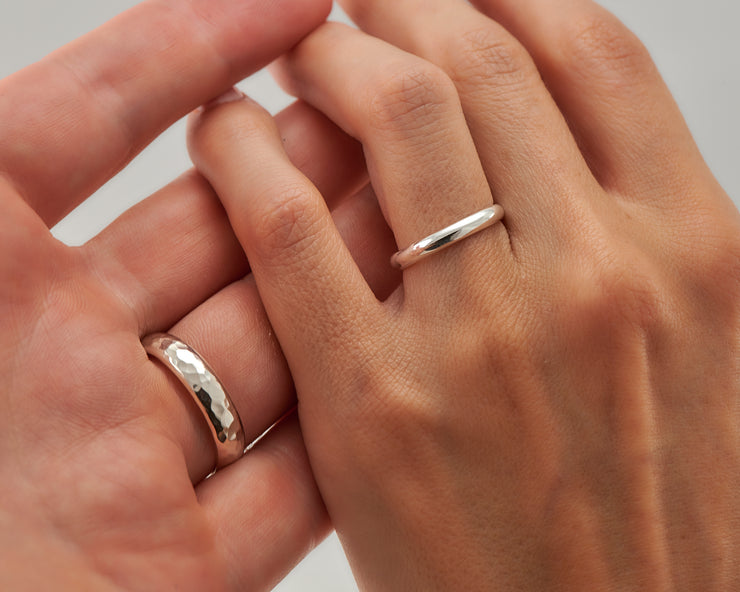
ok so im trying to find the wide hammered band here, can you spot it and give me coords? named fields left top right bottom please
left=143, top=333, right=246, bottom=470
left=391, top=204, right=505, bottom=270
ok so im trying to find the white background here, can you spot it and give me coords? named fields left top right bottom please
left=1, top=1, right=738, bottom=590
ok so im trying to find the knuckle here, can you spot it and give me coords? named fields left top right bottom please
left=563, top=12, right=655, bottom=85
left=447, top=26, right=536, bottom=89
left=601, top=264, right=663, bottom=328
left=365, top=61, right=458, bottom=136
left=560, top=242, right=665, bottom=333
left=251, top=184, right=325, bottom=269
left=363, top=388, right=452, bottom=472
left=337, top=347, right=434, bottom=432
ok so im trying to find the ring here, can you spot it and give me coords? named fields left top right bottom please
left=142, top=333, right=246, bottom=470
left=391, top=205, right=505, bottom=270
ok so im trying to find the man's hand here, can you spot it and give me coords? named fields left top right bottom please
left=0, top=1, right=398, bottom=590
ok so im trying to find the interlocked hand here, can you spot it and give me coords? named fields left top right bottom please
left=0, top=1, right=395, bottom=589
left=189, top=0, right=740, bottom=588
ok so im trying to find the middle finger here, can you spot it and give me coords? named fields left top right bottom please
left=337, top=0, right=602, bottom=249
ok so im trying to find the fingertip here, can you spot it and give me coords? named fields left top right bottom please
left=186, top=86, right=249, bottom=137
left=187, top=92, right=276, bottom=178
left=269, top=21, right=356, bottom=98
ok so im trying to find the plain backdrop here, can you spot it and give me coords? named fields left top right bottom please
left=1, top=1, right=738, bottom=590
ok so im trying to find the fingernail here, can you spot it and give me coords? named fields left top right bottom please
left=202, top=87, right=246, bottom=110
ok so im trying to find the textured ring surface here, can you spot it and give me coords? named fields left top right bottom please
left=391, top=205, right=505, bottom=270
left=143, top=333, right=246, bottom=470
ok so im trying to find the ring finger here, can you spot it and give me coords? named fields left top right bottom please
left=335, top=0, right=602, bottom=250
left=273, top=23, right=513, bottom=304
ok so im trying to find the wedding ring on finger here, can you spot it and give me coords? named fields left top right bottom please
left=142, top=333, right=246, bottom=471
left=391, top=205, right=505, bottom=270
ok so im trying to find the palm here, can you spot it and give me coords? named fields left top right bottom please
left=0, top=194, right=218, bottom=588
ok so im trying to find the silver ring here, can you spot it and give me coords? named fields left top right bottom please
left=143, top=333, right=246, bottom=470
left=391, top=205, right=505, bottom=270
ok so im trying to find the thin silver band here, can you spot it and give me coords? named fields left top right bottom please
left=143, top=333, right=246, bottom=470
left=391, top=205, right=505, bottom=270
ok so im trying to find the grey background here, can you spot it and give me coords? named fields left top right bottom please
left=0, top=1, right=737, bottom=590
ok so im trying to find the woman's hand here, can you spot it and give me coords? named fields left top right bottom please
left=188, top=0, right=740, bottom=589
left=0, top=0, right=400, bottom=589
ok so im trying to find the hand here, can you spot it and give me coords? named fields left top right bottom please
left=0, top=0, right=399, bottom=590
left=188, top=0, right=740, bottom=589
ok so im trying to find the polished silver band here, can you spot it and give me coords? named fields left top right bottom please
left=391, top=204, right=505, bottom=270
left=143, top=333, right=246, bottom=470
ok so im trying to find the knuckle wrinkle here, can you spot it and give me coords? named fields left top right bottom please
left=253, top=185, right=323, bottom=264
left=448, top=26, right=534, bottom=87
left=565, top=14, right=654, bottom=83
left=367, top=63, right=456, bottom=134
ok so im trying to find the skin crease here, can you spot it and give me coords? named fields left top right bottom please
left=187, top=0, right=740, bottom=590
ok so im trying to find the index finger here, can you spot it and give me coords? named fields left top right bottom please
left=0, top=0, right=331, bottom=227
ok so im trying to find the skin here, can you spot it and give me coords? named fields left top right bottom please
left=188, top=0, right=740, bottom=590
left=0, top=0, right=402, bottom=590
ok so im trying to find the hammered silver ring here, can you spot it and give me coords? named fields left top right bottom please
left=143, top=333, right=246, bottom=470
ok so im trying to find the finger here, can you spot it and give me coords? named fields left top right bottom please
left=159, top=182, right=398, bottom=481
left=0, top=0, right=332, bottom=227
left=188, top=94, right=382, bottom=366
left=335, top=0, right=599, bottom=246
left=196, top=415, right=331, bottom=591
left=85, top=100, right=367, bottom=335
left=273, top=23, right=512, bottom=295
left=468, top=0, right=706, bottom=195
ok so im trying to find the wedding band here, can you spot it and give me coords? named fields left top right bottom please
left=143, top=333, right=246, bottom=470
left=391, top=205, right=505, bottom=270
